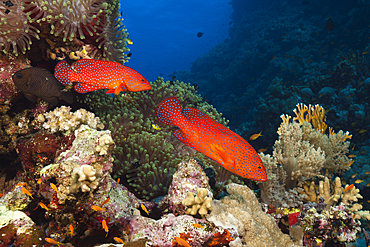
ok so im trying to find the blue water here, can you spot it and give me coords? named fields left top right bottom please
left=121, top=0, right=232, bottom=81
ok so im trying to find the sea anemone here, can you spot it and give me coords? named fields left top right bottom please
left=1, top=0, right=129, bottom=62
left=0, top=0, right=40, bottom=55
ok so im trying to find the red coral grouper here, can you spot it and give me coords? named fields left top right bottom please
left=156, top=96, right=267, bottom=181
left=54, top=59, right=151, bottom=94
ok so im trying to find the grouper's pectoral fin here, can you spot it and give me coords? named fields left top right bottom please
left=42, top=96, right=59, bottom=106
left=23, top=92, right=37, bottom=103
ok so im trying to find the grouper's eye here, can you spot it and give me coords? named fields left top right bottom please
left=16, top=73, right=22, bottom=79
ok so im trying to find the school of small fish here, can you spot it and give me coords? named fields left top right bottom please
left=54, top=59, right=152, bottom=94
left=156, top=96, right=267, bottom=181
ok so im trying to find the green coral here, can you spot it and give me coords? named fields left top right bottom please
left=80, top=78, right=242, bottom=200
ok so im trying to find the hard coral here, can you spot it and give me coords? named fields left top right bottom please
left=0, top=205, right=43, bottom=246
left=303, top=176, right=364, bottom=213
left=182, top=188, right=213, bottom=216
left=207, top=183, right=300, bottom=247
left=159, top=159, right=212, bottom=215
left=258, top=104, right=353, bottom=208
left=301, top=203, right=361, bottom=246
left=129, top=214, right=216, bottom=247
left=43, top=106, right=104, bottom=133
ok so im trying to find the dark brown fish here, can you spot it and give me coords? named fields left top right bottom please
left=197, top=32, right=204, bottom=38
left=12, top=67, right=73, bottom=105
left=325, top=18, right=334, bottom=31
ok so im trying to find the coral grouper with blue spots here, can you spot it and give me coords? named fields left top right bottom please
left=54, top=59, right=151, bottom=94
left=156, top=96, right=267, bottom=181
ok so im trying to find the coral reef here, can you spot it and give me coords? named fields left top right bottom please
left=43, top=106, right=104, bottom=133
left=80, top=78, right=233, bottom=200
left=258, top=104, right=353, bottom=207
left=301, top=203, right=361, bottom=246
left=207, top=183, right=300, bottom=247
left=159, top=159, right=212, bottom=215
left=182, top=188, right=213, bottom=216
left=39, top=124, right=114, bottom=202
left=129, top=213, right=218, bottom=247
left=0, top=204, right=43, bottom=246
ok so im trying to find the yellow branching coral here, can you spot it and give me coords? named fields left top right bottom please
left=293, top=103, right=327, bottom=134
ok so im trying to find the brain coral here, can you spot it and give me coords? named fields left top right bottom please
left=80, top=78, right=235, bottom=200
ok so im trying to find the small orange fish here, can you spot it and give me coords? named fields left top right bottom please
left=359, top=129, right=368, bottom=133
left=114, top=237, right=125, bottom=244
left=193, top=223, right=205, bottom=228
left=92, top=205, right=106, bottom=211
left=258, top=148, right=267, bottom=153
left=54, top=59, right=152, bottom=94
left=365, top=171, right=370, bottom=175
left=69, top=224, right=74, bottom=237
left=102, top=219, right=109, bottom=237
left=116, top=178, right=120, bottom=187
left=249, top=131, right=263, bottom=140
left=174, top=237, right=191, bottom=247
left=21, top=186, right=33, bottom=199
left=45, top=237, right=62, bottom=246
left=50, top=183, right=58, bottom=193
left=39, top=202, right=50, bottom=211
left=100, top=197, right=110, bottom=207
left=347, top=160, right=355, bottom=166
left=351, top=174, right=357, bottom=178
left=355, top=179, right=364, bottom=184
left=141, top=204, right=149, bottom=215
left=15, top=182, right=27, bottom=188
left=37, top=178, right=42, bottom=184
left=366, top=183, right=370, bottom=187
left=343, top=184, right=354, bottom=192
left=348, top=154, right=357, bottom=158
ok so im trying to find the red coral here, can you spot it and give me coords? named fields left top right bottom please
left=207, top=229, right=234, bottom=247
